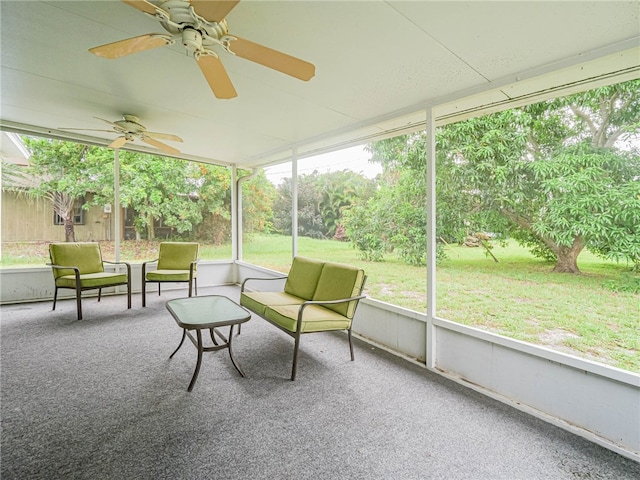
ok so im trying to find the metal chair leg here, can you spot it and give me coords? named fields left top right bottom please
left=52, top=287, right=58, bottom=311
left=142, top=265, right=147, bottom=307
left=127, top=277, right=132, bottom=309
left=291, top=334, right=301, bottom=381
left=348, top=328, right=355, bottom=361
left=75, top=284, right=83, bottom=320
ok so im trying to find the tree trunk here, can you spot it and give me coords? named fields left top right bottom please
left=49, top=192, right=77, bottom=242
left=64, top=215, right=76, bottom=242
left=551, top=237, right=585, bottom=274
left=147, top=215, right=155, bottom=240
left=500, top=209, right=586, bottom=274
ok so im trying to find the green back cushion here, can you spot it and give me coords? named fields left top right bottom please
left=312, top=262, right=365, bottom=317
left=157, top=242, right=199, bottom=270
left=49, top=242, right=104, bottom=278
left=284, top=257, right=324, bottom=300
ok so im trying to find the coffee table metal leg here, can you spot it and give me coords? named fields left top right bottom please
left=170, top=329, right=187, bottom=359
left=187, top=329, right=204, bottom=392
left=227, top=325, right=246, bottom=377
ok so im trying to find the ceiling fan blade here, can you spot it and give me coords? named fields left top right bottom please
left=89, top=34, right=171, bottom=59
left=121, top=0, right=160, bottom=16
left=196, top=54, right=237, bottom=99
left=190, top=1, right=240, bottom=23
left=229, top=36, right=315, bottom=81
left=109, top=137, right=129, bottom=149
left=145, top=132, right=184, bottom=143
left=95, top=117, right=122, bottom=128
left=142, top=136, right=181, bottom=155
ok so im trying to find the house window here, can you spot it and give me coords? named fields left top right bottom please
left=53, top=197, right=85, bottom=225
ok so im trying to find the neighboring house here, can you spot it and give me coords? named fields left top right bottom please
left=2, top=191, right=113, bottom=243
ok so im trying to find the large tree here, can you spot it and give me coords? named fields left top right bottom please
left=118, top=152, right=202, bottom=240
left=527, top=145, right=640, bottom=271
left=347, top=79, right=640, bottom=272
left=439, top=79, right=640, bottom=272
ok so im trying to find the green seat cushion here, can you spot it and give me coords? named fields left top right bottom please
left=49, top=242, right=104, bottom=278
left=157, top=242, right=198, bottom=270
left=240, top=291, right=305, bottom=316
left=146, top=269, right=194, bottom=282
left=56, top=272, right=128, bottom=289
left=264, top=304, right=351, bottom=333
left=312, top=262, right=365, bottom=318
left=283, top=257, right=323, bottom=300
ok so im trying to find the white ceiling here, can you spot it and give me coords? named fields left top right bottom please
left=1, top=1, right=639, bottom=169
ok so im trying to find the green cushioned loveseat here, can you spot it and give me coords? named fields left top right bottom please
left=240, top=256, right=366, bottom=380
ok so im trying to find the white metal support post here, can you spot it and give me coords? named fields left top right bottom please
left=425, top=108, right=437, bottom=370
left=236, top=167, right=259, bottom=263
left=291, top=148, right=298, bottom=258
left=113, top=148, right=126, bottom=296
left=231, top=166, right=239, bottom=261
left=114, top=149, right=121, bottom=263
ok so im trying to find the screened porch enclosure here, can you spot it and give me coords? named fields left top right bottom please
left=2, top=127, right=639, bottom=462
left=1, top=0, right=639, bottom=466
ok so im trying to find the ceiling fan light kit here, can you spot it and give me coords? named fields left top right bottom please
left=90, top=0, right=316, bottom=99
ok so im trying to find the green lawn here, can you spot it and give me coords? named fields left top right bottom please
left=245, top=236, right=639, bottom=372
left=2, top=236, right=638, bottom=371
left=435, top=244, right=639, bottom=371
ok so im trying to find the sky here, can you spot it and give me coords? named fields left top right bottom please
left=264, top=145, right=382, bottom=185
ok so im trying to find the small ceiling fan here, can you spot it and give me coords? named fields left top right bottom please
left=59, top=115, right=183, bottom=154
left=89, top=0, right=316, bottom=99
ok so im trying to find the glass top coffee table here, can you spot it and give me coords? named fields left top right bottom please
left=166, top=295, right=251, bottom=392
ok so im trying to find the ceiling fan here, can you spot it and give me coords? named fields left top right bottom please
left=59, top=115, right=183, bottom=154
left=89, top=0, right=316, bottom=99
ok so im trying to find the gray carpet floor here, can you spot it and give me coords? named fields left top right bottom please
left=2, top=285, right=639, bottom=480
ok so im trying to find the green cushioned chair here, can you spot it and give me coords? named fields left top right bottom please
left=142, top=242, right=199, bottom=307
left=48, top=242, right=131, bottom=320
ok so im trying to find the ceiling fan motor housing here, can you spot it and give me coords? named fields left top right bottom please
left=115, top=115, right=146, bottom=134
left=182, top=27, right=203, bottom=52
left=158, top=0, right=229, bottom=49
